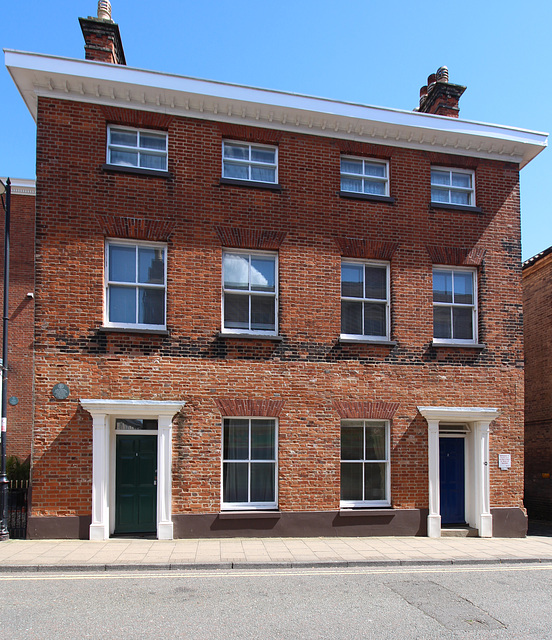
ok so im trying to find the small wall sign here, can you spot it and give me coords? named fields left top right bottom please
left=52, top=383, right=70, bottom=400
left=499, top=453, right=512, bottom=470
left=8, top=396, right=18, bottom=406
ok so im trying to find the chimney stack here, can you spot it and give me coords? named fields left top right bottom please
left=415, top=66, right=465, bottom=118
left=79, top=1, right=126, bottom=65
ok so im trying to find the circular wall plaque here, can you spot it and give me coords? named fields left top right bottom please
left=8, top=396, right=18, bottom=406
left=52, top=383, right=70, bottom=400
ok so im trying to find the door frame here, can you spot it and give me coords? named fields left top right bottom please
left=81, top=399, right=185, bottom=541
left=418, top=406, right=499, bottom=538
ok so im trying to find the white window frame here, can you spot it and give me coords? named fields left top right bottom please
left=105, top=238, right=167, bottom=330
left=432, top=266, right=478, bottom=345
left=222, top=140, right=278, bottom=184
left=106, top=125, right=168, bottom=171
left=340, top=156, right=389, bottom=196
left=430, top=167, right=475, bottom=206
left=221, top=417, right=278, bottom=511
left=221, top=249, right=278, bottom=336
left=340, top=259, right=390, bottom=341
left=340, top=419, right=391, bottom=508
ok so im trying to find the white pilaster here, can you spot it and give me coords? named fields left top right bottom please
left=89, top=412, right=109, bottom=541
left=475, top=421, right=493, bottom=537
left=427, top=418, right=441, bottom=538
left=157, top=413, right=174, bottom=540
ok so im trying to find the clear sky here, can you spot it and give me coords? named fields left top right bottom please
left=1, top=0, right=550, bottom=261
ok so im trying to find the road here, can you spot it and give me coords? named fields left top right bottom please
left=2, top=564, right=552, bottom=639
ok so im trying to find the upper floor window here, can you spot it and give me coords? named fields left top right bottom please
left=431, top=168, right=475, bottom=206
left=107, top=126, right=168, bottom=171
left=222, top=141, right=277, bottom=184
left=222, top=251, right=277, bottom=334
left=222, top=418, right=277, bottom=510
left=105, top=240, right=166, bottom=329
left=433, top=267, right=477, bottom=344
left=341, top=261, right=390, bottom=340
left=341, top=420, right=390, bottom=507
left=340, top=157, right=389, bottom=196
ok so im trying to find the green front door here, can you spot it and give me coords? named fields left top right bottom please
left=115, top=435, right=157, bottom=534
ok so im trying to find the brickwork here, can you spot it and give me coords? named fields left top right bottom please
left=29, top=95, right=525, bottom=529
left=523, top=249, right=552, bottom=518
left=0, top=187, right=35, bottom=460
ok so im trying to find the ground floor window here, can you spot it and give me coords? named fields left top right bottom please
left=340, top=420, right=390, bottom=507
left=222, top=418, right=277, bottom=509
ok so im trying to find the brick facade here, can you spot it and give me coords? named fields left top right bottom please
left=523, top=248, right=552, bottom=519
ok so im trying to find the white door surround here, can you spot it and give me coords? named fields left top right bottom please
left=81, top=399, right=185, bottom=541
left=418, top=406, right=500, bottom=538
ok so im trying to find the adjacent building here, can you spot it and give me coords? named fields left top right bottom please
left=5, top=3, right=547, bottom=539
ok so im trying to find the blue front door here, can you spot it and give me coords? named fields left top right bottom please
left=439, top=437, right=465, bottom=524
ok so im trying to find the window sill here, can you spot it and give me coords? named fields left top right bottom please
left=339, top=337, right=397, bottom=346
left=339, top=191, right=395, bottom=204
left=99, top=326, right=169, bottom=336
left=217, top=332, right=283, bottom=341
left=219, top=177, right=283, bottom=192
left=431, top=341, right=485, bottom=349
left=218, top=511, right=281, bottom=520
left=430, top=202, right=483, bottom=214
left=101, top=164, right=173, bottom=179
left=339, top=508, right=394, bottom=517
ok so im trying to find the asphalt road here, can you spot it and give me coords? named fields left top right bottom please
left=2, top=564, right=552, bottom=639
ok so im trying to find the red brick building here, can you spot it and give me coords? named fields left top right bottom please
left=0, top=179, right=35, bottom=461
left=5, top=5, right=547, bottom=539
left=523, top=247, right=552, bottom=520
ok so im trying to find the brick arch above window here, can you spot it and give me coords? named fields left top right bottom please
left=425, top=245, right=486, bottom=266
left=334, top=237, right=399, bottom=261
left=215, top=226, right=287, bottom=251
left=333, top=401, right=400, bottom=420
left=217, top=123, right=283, bottom=145
left=100, top=106, right=174, bottom=130
left=214, top=399, right=286, bottom=417
left=96, top=215, right=176, bottom=242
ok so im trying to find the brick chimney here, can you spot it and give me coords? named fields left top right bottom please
left=416, top=66, right=465, bottom=118
left=79, top=1, right=126, bottom=65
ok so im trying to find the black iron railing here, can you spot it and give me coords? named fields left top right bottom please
left=8, top=479, right=29, bottom=539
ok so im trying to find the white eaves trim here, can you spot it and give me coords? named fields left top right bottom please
left=0, top=177, right=35, bottom=195
left=5, top=49, right=548, bottom=167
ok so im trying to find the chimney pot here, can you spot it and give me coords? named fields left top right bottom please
left=436, top=66, right=449, bottom=83
left=427, top=73, right=437, bottom=88
left=419, top=85, right=428, bottom=98
left=97, top=0, right=112, bottom=21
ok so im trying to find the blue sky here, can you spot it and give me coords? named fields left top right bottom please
left=1, top=0, right=550, bottom=260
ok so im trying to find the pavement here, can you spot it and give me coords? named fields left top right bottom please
left=0, top=522, right=551, bottom=572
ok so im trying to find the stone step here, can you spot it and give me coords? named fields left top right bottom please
left=441, top=527, right=479, bottom=537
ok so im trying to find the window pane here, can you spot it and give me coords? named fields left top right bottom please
left=110, top=149, right=138, bottom=167
left=341, top=463, right=362, bottom=500
left=139, top=288, right=164, bottom=325
left=341, top=177, right=362, bottom=192
left=364, top=463, right=386, bottom=500
left=251, top=295, right=275, bottom=331
left=223, top=462, right=248, bottom=502
left=341, top=264, right=363, bottom=298
left=364, top=180, right=386, bottom=196
left=365, top=266, right=387, bottom=299
left=138, top=248, right=165, bottom=284
left=431, top=170, right=450, bottom=186
left=223, top=162, right=249, bottom=180
left=434, top=306, right=452, bottom=339
left=364, top=303, right=386, bottom=337
left=451, top=190, right=470, bottom=205
left=224, top=144, right=249, bottom=160
left=109, top=245, right=136, bottom=282
left=110, top=129, right=137, bottom=147
left=251, top=147, right=275, bottom=164
left=341, top=159, right=363, bottom=175
left=365, top=425, right=386, bottom=460
left=431, top=187, right=449, bottom=203
left=109, top=286, right=136, bottom=323
left=341, top=425, right=363, bottom=460
left=224, top=294, right=249, bottom=329
left=451, top=172, right=471, bottom=188
left=139, top=132, right=166, bottom=151
left=251, top=166, right=276, bottom=182
left=251, top=420, right=275, bottom=460
left=250, top=463, right=275, bottom=502
left=453, top=272, right=473, bottom=304
left=364, top=163, right=386, bottom=178
left=433, top=271, right=452, bottom=303
left=341, top=301, right=362, bottom=335
left=251, top=257, right=275, bottom=291
left=140, top=153, right=167, bottom=171
left=224, top=254, right=249, bottom=289
left=223, top=419, right=249, bottom=460
left=453, top=307, right=473, bottom=340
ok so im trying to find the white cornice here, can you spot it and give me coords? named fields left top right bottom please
left=1, top=177, right=35, bottom=195
left=80, top=399, right=185, bottom=417
left=5, top=49, right=548, bottom=167
left=418, top=406, right=500, bottom=423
